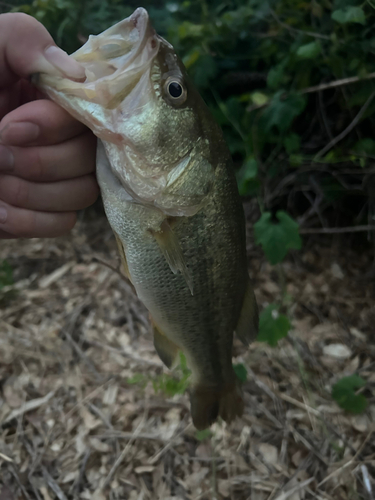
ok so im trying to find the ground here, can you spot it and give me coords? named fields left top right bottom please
left=0, top=202, right=374, bottom=500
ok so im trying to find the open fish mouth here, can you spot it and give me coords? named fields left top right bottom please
left=37, top=8, right=159, bottom=114
left=36, top=8, right=215, bottom=217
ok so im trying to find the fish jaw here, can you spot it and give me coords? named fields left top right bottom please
left=35, top=8, right=159, bottom=133
left=35, top=8, right=215, bottom=217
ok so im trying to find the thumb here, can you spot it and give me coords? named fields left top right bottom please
left=0, top=12, right=85, bottom=88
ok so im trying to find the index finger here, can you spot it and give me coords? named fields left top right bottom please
left=0, top=12, right=85, bottom=88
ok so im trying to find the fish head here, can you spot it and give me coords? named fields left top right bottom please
left=36, top=8, right=222, bottom=216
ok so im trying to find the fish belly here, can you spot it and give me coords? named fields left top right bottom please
left=101, top=160, right=247, bottom=387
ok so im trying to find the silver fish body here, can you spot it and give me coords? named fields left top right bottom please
left=36, top=8, right=258, bottom=429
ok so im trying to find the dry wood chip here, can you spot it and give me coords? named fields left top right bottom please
left=323, top=343, right=352, bottom=359
left=2, top=391, right=55, bottom=424
left=38, top=261, right=74, bottom=288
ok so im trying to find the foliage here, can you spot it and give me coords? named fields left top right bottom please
left=257, top=304, right=291, bottom=347
left=254, top=210, right=302, bottom=264
left=233, top=363, right=247, bottom=383
left=332, top=375, right=368, bottom=414
left=195, top=429, right=213, bottom=441
left=127, top=352, right=191, bottom=397
left=152, top=352, right=191, bottom=397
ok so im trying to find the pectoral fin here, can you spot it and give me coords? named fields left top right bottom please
left=152, top=322, right=180, bottom=369
left=235, top=277, right=259, bottom=346
left=151, top=219, right=193, bottom=295
left=113, top=231, right=131, bottom=281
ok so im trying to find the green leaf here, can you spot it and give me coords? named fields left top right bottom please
left=284, top=133, right=301, bottom=154
left=261, top=92, right=306, bottom=133
left=257, top=305, right=291, bottom=347
left=331, top=6, right=366, bottom=24
left=289, top=154, right=303, bottom=167
left=196, top=429, right=213, bottom=441
left=0, top=260, right=13, bottom=290
left=267, top=63, right=286, bottom=90
left=127, top=373, right=148, bottom=388
left=192, top=54, right=217, bottom=87
left=233, top=363, right=247, bottom=383
left=250, top=91, right=269, bottom=106
left=296, top=41, right=321, bottom=59
left=254, top=211, right=302, bottom=264
left=178, top=21, right=204, bottom=39
left=353, top=138, right=375, bottom=156
left=237, top=158, right=260, bottom=196
left=183, top=48, right=201, bottom=69
left=332, top=375, right=368, bottom=414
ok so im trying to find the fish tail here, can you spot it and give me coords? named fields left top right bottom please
left=190, top=382, right=244, bottom=430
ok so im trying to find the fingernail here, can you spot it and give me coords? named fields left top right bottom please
left=0, top=206, right=7, bottom=224
left=0, top=123, right=40, bottom=146
left=43, top=46, right=86, bottom=80
left=0, top=145, right=14, bottom=170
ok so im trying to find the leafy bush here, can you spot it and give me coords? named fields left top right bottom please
left=12, top=0, right=375, bottom=234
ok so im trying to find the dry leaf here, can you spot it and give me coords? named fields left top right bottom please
left=80, top=406, right=102, bottom=430
left=90, top=437, right=111, bottom=453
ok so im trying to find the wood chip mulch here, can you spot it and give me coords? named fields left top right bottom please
left=0, top=205, right=374, bottom=500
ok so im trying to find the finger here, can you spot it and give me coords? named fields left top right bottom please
left=0, top=99, right=88, bottom=146
left=0, top=201, right=77, bottom=238
left=0, top=12, right=84, bottom=88
left=0, top=79, right=47, bottom=121
left=0, top=132, right=96, bottom=181
left=0, top=174, right=99, bottom=212
left=0, top=229, right=16, bottom=239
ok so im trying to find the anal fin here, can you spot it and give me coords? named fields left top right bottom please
left=152, top=321, right=180, bottom=369
left=151, top=219, right=193, bottom=295
left=235, top=277, right=259, bottom=346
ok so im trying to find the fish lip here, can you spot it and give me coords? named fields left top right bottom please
left=36, top=8, right=159, bottom=108
left=129, top=7, right=150, bottom=29
left=78, top=7, right=158, bottom=80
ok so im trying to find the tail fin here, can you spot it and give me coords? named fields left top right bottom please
left=190, top=383, right=244, bottom=430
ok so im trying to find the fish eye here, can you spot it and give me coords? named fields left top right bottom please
left=168, top=81, right=183, bottom=98
left=164, top=77, right=187, bottom=106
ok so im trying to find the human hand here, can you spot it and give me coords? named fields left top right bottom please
left=0, top=13, right=99, bottom=239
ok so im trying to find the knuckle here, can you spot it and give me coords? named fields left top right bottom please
left=10, top=177, right=29, bottom=207
left=9, top=208, right=36, bottom=238
left=28, top=148, right=44, bottom=180
left=62, top=213, right=77, bottom=234
left=75, top=176, right=99, bottom=209
left=0, top=175, right=28, bottom=207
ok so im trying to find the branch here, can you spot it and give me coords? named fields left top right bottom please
left=301, top=72, right=375, bottom=95
left=246, top=73, right=375, bottom=113
left=269, top=8, right=331, bottom=40
left=314, top=90, right=375, bottom=159
left=300, top=225, right=375, bottom=234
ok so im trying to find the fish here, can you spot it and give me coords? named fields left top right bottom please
left=35, top=7, right=258, bottom=430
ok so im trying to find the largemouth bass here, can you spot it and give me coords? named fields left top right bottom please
left=36, top=8, right=258, bottom=430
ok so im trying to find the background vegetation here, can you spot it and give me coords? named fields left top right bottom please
left=7, top=0, right=375, bottom=242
